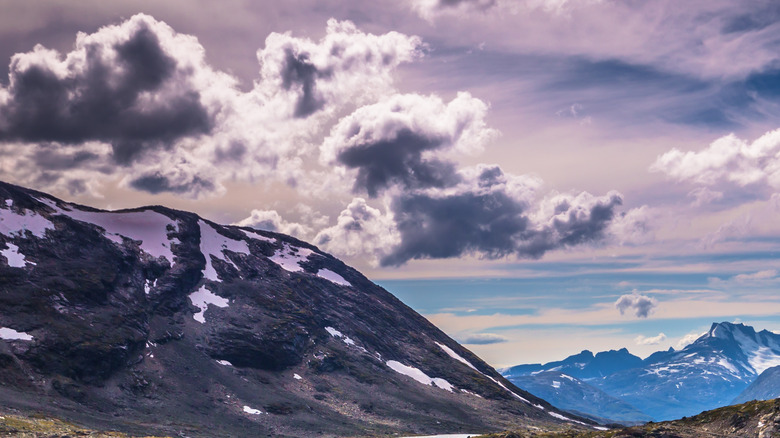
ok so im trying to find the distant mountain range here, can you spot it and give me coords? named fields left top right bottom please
left=502, top=321, right=780, bottom=422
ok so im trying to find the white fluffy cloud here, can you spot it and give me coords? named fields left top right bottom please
left=652, top=129, right=780, bottom=193
left=314, top=198, right=401, bottom=264
left=233, top=209, right=312, bottom=238
left=635, top=333, right=666, bottom=345
left=676, top=332, right=705, bottom=349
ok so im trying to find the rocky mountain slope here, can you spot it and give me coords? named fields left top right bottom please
left=733, top=365, right=780, bottom=404
left=0, top=181, right=593, bottom=437
left=503, top=322, right=780, bottom=422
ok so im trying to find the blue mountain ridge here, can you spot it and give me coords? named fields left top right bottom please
left=502, top=322, right=780, bottom=422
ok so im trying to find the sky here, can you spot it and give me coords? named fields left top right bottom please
left=1, top=0, right=780, bottom=367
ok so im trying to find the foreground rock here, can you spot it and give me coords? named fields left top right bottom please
left=0, top=181, right=591, bottom=438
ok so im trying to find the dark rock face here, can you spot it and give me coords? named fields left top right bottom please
left=0, top=181, right=584, bottom=438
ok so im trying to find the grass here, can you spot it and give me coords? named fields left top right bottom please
left=0, top=410, right=170, bottom=438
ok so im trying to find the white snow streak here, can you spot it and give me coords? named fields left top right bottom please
left=325, top=326, right=356, bottom=346
left=548, top=411, right=587, bottom=425
left=240, top=229, right=275, bottom=243
left=216, top=360, right=233, bottom=366
left=316, top=268, right=351, bottom=286
left=436, top=342, right=478, bottom=371
left=386, top=360, right=454, bottom=392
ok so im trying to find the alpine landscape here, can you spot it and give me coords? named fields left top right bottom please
left=1, top=1, right=780, bottom=437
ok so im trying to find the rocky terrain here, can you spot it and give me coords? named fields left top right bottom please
left=503, top=322, right=780, bottom=422
left=479, top=398, right=780, bottom=438
left=0, top=181, right=597, bottom=437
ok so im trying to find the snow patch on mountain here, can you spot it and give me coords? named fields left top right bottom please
left=316, top=268, right=350, bottom=286
left=0, top=327, right=33, bottom=341
left=270, top=243, right=313, bottom=272
left=199, top=220, right=250, bottom=281
left=188, top=286, right=229, bottom=323
left=386, top=360, right=454, bottom=392
left=243, top=405, right=263, bottom=415
left=35, top=197, right=180, bottom=264
left=0, top=206, right=54, bottom=238
left=1, top=243, right=33, bottom=267
left=325, top=326, right=356, bottom=346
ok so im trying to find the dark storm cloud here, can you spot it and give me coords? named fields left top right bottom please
left=0, top=17, right=213, bottom=164
left=381, top=176, right=528, bottom=267
left=336, top=129, right=460, bottom=197
left=129, top=172, right=216, bottom=195
left=380, top=170, right=623, bottom=266
left=279, top=48, right=331, bottom=118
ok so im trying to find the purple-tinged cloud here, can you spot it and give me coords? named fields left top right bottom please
left=458, top=333, right=508, bottom=345
left=321, top=92, right=496, bottom=197
left=233, top=209, right=312, bottom=238
left=615, top=292, right=658, bottom=318
left=0, top=15, right=424, bottom=198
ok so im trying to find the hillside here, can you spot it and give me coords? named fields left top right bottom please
left=480, top=398, right=780, bottom=438
left=0, top=181, right=592, bottom=437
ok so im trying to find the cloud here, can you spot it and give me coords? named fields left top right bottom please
left=314, top=198, right=401, bottom=264
left=321, top=92, right=496, bottom=197
left=411, top=0, right=498, bottom=20
left=676, top=332, right=705, bottom=350
left=615, top=292, right=658, bottom=318
left=457, top=333, right=508, bottom=345
left=0, top=15, right=423, bottom=198
left=634, top=333, right=666, bottom=345
left=651, top=129, right=780, bottom=194
left=733, top=269, right=778, bottom=282
left=317, top=91, right=629, bottom=266
left=234, top=209, right=312, bottom=239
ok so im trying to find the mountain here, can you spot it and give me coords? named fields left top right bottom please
left=502, top=322, right=780, bottom=422
left=733, top=365, right=780, bottom=404
left=502, top=348, right=642, bottom=381
left=481, top=398, right=780, bottom=438
left=504, top=371, right=652, bottom=424
left=0, top=181, right=592, bottom=437
left=596, top=322, right=780, bottom=420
